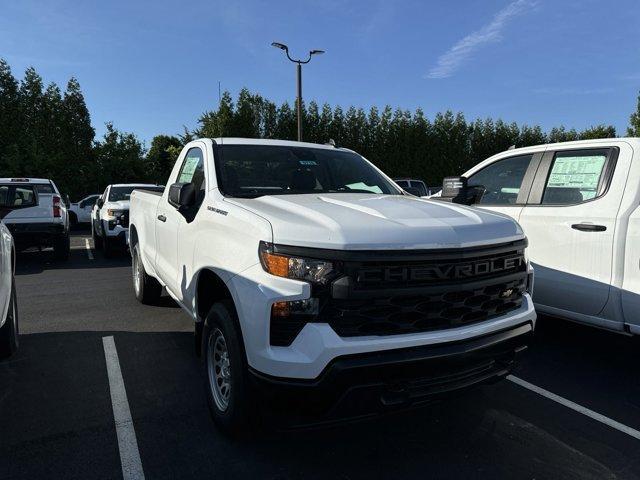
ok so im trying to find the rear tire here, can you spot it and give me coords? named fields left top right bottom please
left=92, top=222, right=103, bottom=250
left=201, top=301, right=255, bottom=436
left=69, top=212, right=78, bottom=230
left=0, top=282, right=19, bottom=359
left=132, top=244, right=161, bottom=304
left=53, top=234, right=70, bottom=261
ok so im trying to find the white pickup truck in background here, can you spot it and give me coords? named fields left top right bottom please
left=0, top=178, right=70, bottom=260
left=91, top=183, right=162, bottom=256
left=440, top=137, right=640, bottom=336
left=129, top=137, right=535, bottom=433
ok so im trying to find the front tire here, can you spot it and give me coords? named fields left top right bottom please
left=132, top=244, right=161, bottom=304
left=0, top=282, right=19, bottom=359
left=201, top=301, right=254, bottom=436
left=92, top=222, right=103, bottom=250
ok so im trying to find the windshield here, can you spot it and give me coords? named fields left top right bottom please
left=108, top=186, right=138, bottom=202
left=216, top=145, right=400, bottom=198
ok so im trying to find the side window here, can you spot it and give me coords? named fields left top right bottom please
left=396, top=180, right=409, bottom=189
left=177, top=147, right=206, bottom=206
left=177, top=148, right=205, bottom=189
left=468, top=155, right=533, bottom=205
left=541, top=149, right=609, bottom=205
left=410, top=181, right=427, bottom=196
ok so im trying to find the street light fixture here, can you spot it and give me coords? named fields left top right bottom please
left=271, top=42, right=325, bottom=141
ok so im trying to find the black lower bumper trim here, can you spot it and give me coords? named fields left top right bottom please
left=6, top=222, right=66, bottom=247
left=250, top=322, right=533, bottom=426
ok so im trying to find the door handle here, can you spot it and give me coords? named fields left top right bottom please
left=157, top=214, right=166, bottom=222
left=571, top=223, right=606, bottom=232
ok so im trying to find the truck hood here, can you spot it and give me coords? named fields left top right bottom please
left=103, top=200, right=130, bottom=211
left=226, top=193, right=524, bottom=250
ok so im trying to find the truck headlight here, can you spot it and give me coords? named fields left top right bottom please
left=106, top=209, right=125, bottom=219
left=259, top=242, right=335, bottom=285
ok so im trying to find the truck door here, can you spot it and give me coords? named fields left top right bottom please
left=518, top=147, right=622, bottom=316
left=155, top=146, right=206, bottom=299
left=466, top=152, right=542, bottom=222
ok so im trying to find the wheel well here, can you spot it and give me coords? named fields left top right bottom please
left=196, top=269, right=233, bottom=322
left=129, top=225, right=138, bottom=249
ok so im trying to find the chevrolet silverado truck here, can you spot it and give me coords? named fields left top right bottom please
left=437, top=138, right=640, bottom=336
left=129, top=138, right=536, bottom=433
left=0, top=221, right=18, bottom=359
left=91, top=183, right=163, bottom=256
left=0, top=178, right=70, bottom=260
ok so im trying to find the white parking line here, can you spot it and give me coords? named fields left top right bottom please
left=103, top=336, right=146, bottom=480
left=85, top=238, right=94, bottom=260
left=508, top=375, right=640, bottom=441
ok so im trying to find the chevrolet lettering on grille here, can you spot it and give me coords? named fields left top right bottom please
left=357, top=255, right=524, bottom=284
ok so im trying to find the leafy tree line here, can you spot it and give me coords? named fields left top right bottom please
left=0, top=59, right=147, bottom=199
left=188, top=88, right=624, bottom=185
left=2, top=58, right=640, bottom=197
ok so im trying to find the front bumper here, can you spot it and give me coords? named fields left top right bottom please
left=250, top=322, right=532, bottom=425
left=230, top=263, right=536, bottom=380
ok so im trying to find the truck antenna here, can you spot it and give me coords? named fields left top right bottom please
left=218, top=81, right=223, bottom=146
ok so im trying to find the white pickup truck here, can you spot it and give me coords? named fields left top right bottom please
left=0, top=178, right=70, bottom=260
left=0, top=221, right=17, bottom=359
left=129, top=138, right=536, bottom=433
left=440, top=137, right=640, bottom=336
left=91, top=184, right=162, bottom=256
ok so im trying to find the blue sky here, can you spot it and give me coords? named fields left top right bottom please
left=2, top=0, right=639, bottom=146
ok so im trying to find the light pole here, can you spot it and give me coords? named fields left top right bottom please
left=271, top=42, right=324, bottom=141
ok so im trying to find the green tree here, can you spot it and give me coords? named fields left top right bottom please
left=59, top=77, right=95, bottom=198
left=518, top=125, right=546, bottom=147
left=628, top=90, right=640, bottom=137
left=94, top=123, right=146, bottom=189
left=146, top=134, right=182, bottom=184
left=579, top=124, right=616, bottom=140
left=0, top=59, right=20, bottom=172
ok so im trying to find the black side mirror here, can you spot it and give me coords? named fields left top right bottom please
left=437, top=176, right=484, bottom=205
left=168, top=182, right=196, bottom=209
left=96, top=198, right=104, bottom=208
left=404, top=187, right=422, bottom=197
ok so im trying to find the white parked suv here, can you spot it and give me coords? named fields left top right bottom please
left=441, top=137, right=640, bottom=336
left=91, top=184, right=162, bottom=256
left=68, top=194, right=100, bottom=227
left=129, top=138, right=536, bottom=433
left=0, top=178, right=70, bottom=260
left=0, top=221, right=18, bottom=358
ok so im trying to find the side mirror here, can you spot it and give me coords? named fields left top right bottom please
left=168, top=182, right=196, bottom=209
left=404, top=187, right=422, bottom=197
left=97, top=198, right=104, bottom=208
left=437, top=176, right=484, bottom=206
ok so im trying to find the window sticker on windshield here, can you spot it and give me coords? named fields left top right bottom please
left=179, top=156, right=200, bottom=183
left=299, top=160, right=317, bottom=166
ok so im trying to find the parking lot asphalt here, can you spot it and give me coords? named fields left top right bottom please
left=1, top=231, right=640, bottom=480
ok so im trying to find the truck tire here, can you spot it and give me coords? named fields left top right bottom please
left=132, top=244, right=161, bottom=304
left=0, top=282, right=19, bottom=359
left=103, top=235, right=113, bottom=258
left=69, top=212, right=78, bottom=230
left=92, top=222, right=103, bottom=250
left=201, top=301, right=255, bottom=436
left=53, top=233, right=70, bottom=260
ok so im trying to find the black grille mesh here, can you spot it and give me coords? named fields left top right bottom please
left=323, top=278, right=525, bottom=337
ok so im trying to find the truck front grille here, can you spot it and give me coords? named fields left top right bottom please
left=269, top=240, right=528, bottom=346
left=322, top=277, right=525, bottom=338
